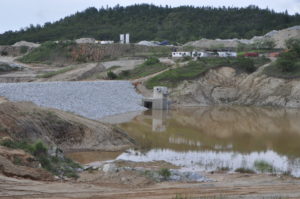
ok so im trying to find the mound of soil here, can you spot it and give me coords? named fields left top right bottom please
left=0, top=146, right=53, bottom=181
left=0, top=102, right=134, bottom=152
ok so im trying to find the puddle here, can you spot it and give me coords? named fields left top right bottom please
left=66, top=151, right=122, bottom=164
left=69, top=106, right=300, bottom=177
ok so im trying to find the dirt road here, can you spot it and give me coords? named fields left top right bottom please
left=1, top=172, right=300, bottom=199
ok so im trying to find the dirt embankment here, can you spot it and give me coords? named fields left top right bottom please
left=70, top=44, right=170, bottom=63
left=0, top=102, right=134, bottom=152
left=0, top=146, right=53, bottom=181
left=184, top=25, right=300, bottom=49
left=171, top=62, right=300, bottom=108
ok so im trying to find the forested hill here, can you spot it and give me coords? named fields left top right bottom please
left=1, top=4, right=300, bottom=45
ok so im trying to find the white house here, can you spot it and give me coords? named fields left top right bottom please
left=172, top=52, right=192, bottom=58
left=99, top=41, right=114, bottom=44
left=192, top=51, right=210, bottom=58
left=172, top=51, right=237, bottom=58
left=217, top=51, right=237, bottom=57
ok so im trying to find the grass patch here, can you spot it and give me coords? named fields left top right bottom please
left=264, top=62, right=300, bottom=78
left=37, top=65, right=76, bottom=78
left=19, top=41, right=75, bottom=64
left=235, top=167, right=255, bottom=174
left=264, top=38, right=300, bottom=78
left=0, top=140, right=82, bottom=179
left=146, top=57, right=268, bottom=88
left=117, top=57, right=169, bottom=79
left=0, top=63, right=20, bottom=73
left=254, top=160, right=275, bottom=173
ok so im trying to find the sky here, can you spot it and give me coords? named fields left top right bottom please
left=0, top=0, right=299, bottom=33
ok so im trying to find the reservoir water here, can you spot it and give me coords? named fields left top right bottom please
left=70, top=106, right=300, bottom=177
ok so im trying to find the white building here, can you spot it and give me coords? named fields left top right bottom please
left=99, top=41, right=114, bottom=44
left=75, top=38, right=96, bottom=44
left=172, top=52, right=192, bottom=58
left=217, top=51, right=237, bottom=57
left=172, top=51, right=237, bottom=58
left=192, top=51, right=210, bottom=58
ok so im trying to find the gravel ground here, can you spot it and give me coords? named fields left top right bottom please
left=0, top=81, right=146, bottom=119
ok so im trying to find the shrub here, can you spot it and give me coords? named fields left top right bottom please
left=145, top=57, right=160, bottom=65
left=33, top=141, right=47, bottom=157
left=234, top=57, right=256, bottom=73
left=254, top=160, right=275, bottom=173
left=285, top=38, right=300, bottom=54
left=0, top=140, right=81, bottom=179
left=1, top=51, right=8, bottom=56
left=107, top=71, right=118, bottom=79
left=20, top=46, right=29, bottom=54
left=159, top=168, right=171, bottom=180
left=120, top=70, right=130, bottom=77
left=0, top=139, right=34, bottom=153
left=275, top=51, right=299, bottom=73
left=235, top=167, right=255, bottom=174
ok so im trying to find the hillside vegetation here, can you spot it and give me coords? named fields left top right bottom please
left=113, top=57, right=169, bottom=80
left=146, top=57, right=270, bottom=88
left=0, top=4, right=300, bottom=45
left=264, top=38, right=300, bottom=78
left=19, top=41, right=171, bottom=64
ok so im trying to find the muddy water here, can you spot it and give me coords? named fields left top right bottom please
left=68, top=106, right=300, bottom=177
left=117, top=106, right=300, bottom=177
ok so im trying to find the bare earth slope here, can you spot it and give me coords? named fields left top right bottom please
left=172, top=62, right=300, bottom=108
left=0, top=102, right=134, bottom=152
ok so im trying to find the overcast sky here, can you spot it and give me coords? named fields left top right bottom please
left=0, top=0, right=299, bottom=33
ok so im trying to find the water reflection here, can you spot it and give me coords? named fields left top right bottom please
left=118, top=149, right=300, bottom=177
left=120, top=106, right=300, bottom=157
left=118, top=106, right=300, bottom=176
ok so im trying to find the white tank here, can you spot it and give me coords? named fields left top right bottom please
left=125, top=33, right=130, bottom=44
left=120, top=34, right=125, bottom=44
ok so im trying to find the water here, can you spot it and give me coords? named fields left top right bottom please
left=117, top=106, right=300, bottom=177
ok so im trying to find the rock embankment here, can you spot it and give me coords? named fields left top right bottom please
left=0, top=81, right=146, bottom=119
left=172, top=66, right=300, bottom=108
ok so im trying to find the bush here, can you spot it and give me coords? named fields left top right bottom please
left=20, top=46, right=29, bottom=54
left=1, top=51, right=8, bottom=56
left=145, top=57, right=160, bottom=65
left=285, top=38, right=300, bottom=54
left=254, top=160, right=275, bottom=173
left=234, top=57, right=256, bottom=73
left=158, top=168, right=171, bottom=180
left=0, top=139, right=34, bottom=153
left=33, top=141, right=47, bottom=157
left=0, top=140, right=81, bottom=179
left=107, top=71, right=118, bottom=79
left=235, top=167, right=255, bottom=174
left=120, top=70, right=130, bottom=77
